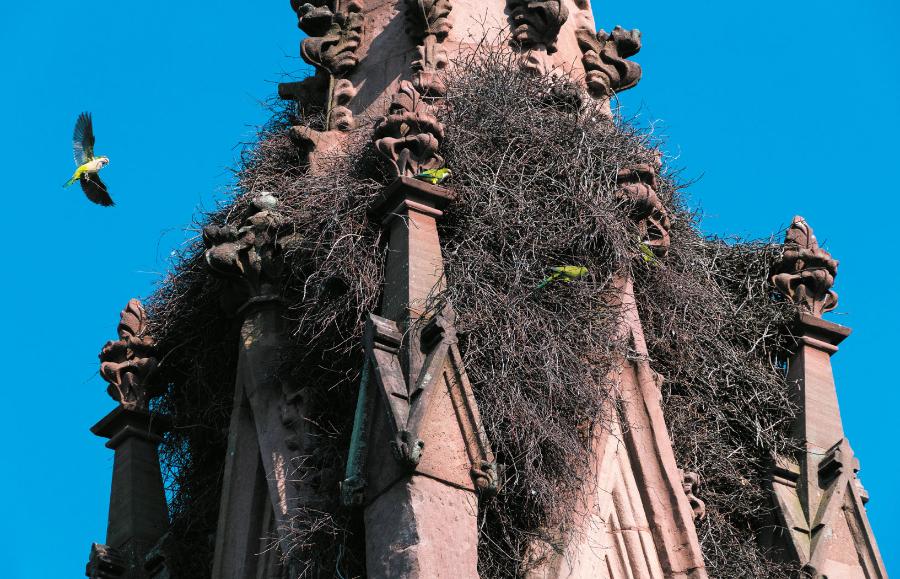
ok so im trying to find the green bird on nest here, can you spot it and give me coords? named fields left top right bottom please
left=415, top=167, right=452, bottom=185
left=536, top=266, right=589, bottom=290
left=639, top=242, right=658, bottom=265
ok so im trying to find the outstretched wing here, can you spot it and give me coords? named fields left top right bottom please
left=72, top=112, right=95, bottom=165
left=80, top=173, right=114, bottom=206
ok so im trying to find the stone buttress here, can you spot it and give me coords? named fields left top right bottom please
left=764, top=217, right=886, bottom=578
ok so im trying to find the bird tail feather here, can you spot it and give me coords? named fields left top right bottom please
left=63, top=175, right=78, bottom=188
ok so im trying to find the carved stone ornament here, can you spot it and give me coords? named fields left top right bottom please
left=202, top=193, right=286, bottom=303
left=771, top=439, right=885, bottom=577
left=615, top=163, right=671, bottom=258
left=354, top=307, right=499, bottom=501
left=406, top=0, right=453, bottom=96
left=406, top=0, right=452, bottom=41
left=508, top=0, right=569, bottom=53
left=770, top=216, right=839, bottom=317
left=294, top=1, right=364, bottom=76
left=680, top=470, right=707, bottom=520
left=576, top=26, right=642, bottom=98
left=328, top=77, right=358, bottom=130
left=99, top=299, right=160, bottom=411
left=85, top=543, right=127, bottom=579
left=373, top=81, right=445, bottom=178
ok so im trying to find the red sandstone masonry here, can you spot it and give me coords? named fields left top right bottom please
left=767, top=218, right=886, bottom=577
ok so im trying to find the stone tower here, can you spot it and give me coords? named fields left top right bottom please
left=84, top=2, right=886, bottom=578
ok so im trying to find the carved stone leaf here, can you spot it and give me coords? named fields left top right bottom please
left=577, top=26, right=643, bottom=98
left=508, top=0, right=569, bottom=53
left=300, top=11, right=363, bottom=75
left=330, top=78, right=358, bottom=130
left=407, top=0, right=453, bottom=96
left=681, top=470, right=707, bottom=520
left=98, top=299, right=160, bottom=410
left=770, top=216, right=839, bottom=316
left=291, top=0, right=335, bottom=36
left=373, top=81, right=446, bottom=178
left=406, top=0, right=453, bottom=41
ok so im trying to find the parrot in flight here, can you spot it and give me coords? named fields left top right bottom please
left=415, top=167, right=452, bottom=185
left=536, top=266, right=589, bottom=290
left=63, top=112, right=114, bottom=206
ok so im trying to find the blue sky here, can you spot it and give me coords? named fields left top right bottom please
left=1, top=1, right=896, bottom=576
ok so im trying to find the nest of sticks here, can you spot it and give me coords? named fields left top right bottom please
left=147, top=45, right=800, bottom=578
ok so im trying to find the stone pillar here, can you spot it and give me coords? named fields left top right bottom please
left=91, top=408, right=170, bottom=568
left=202, top=194, right=316, bottom=578
left=767, top=217, right=886, bottom=578
left=527, top=163, right=706, bottom=579
left=613, top=274, right=708, bottom=578
left=87, top=300, right=170, bottom=579
left=355, top=176, right=497, bottom=579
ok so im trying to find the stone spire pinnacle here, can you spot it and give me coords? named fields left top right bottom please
left=766, top=218, right=886, bottom=578
left=98, top=299, right=160, bottom=411
left=770, top=216, right=839, bottom=317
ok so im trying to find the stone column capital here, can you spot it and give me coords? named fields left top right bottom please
left=91, top=406, right=171, bottom=449
left=794, top=312, right=851, bottom=355
left=369, top=176, right=456, bottom=225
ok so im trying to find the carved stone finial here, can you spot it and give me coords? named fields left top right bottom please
left=373, top=81, right=445, bottom=179
left=85, top=543, right=127, bottom=579
left=202, top=194, right=286, bottom=302
left=615, top=163, right=671, bottom=258
left=680, top=470, right=707, bottom=521
left=577, top=26, right=642, bottom=99
left=770, top=216, right=839, bottom=317
left=508, top=0, right=569, bottom=53
left=99, top=299, right=160, bottom=411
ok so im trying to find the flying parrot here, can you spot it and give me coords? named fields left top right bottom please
left=415, top=167, right=452, bottom=185
left=63, top=112, right=114, bottom=206
left=536, top=265, right=589, bottom=290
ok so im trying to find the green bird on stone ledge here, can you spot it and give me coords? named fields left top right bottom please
left=415, top=167, right=452, bottom=185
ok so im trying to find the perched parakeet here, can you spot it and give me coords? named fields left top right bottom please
left=415, top=167, right=452, bottom=185
left=536, top=265, right=589, bottom=290
left=639, top=242, right=658, bottom=265
left=63, top=112, right=114, bottom=206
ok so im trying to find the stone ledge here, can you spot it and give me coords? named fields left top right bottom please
left=370, top=176, right=456, bottom=225
left=91, top=406, right=171, bottom=449
left=795, top=312, right=851, bottom=354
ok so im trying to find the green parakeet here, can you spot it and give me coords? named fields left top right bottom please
left=415, top=167, right=452, bottom=185
left=63, top=112, right=114, bottom=206
left=536, top=265, right=589, bottom=290
left=639, top=242, right=658, bottom=265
